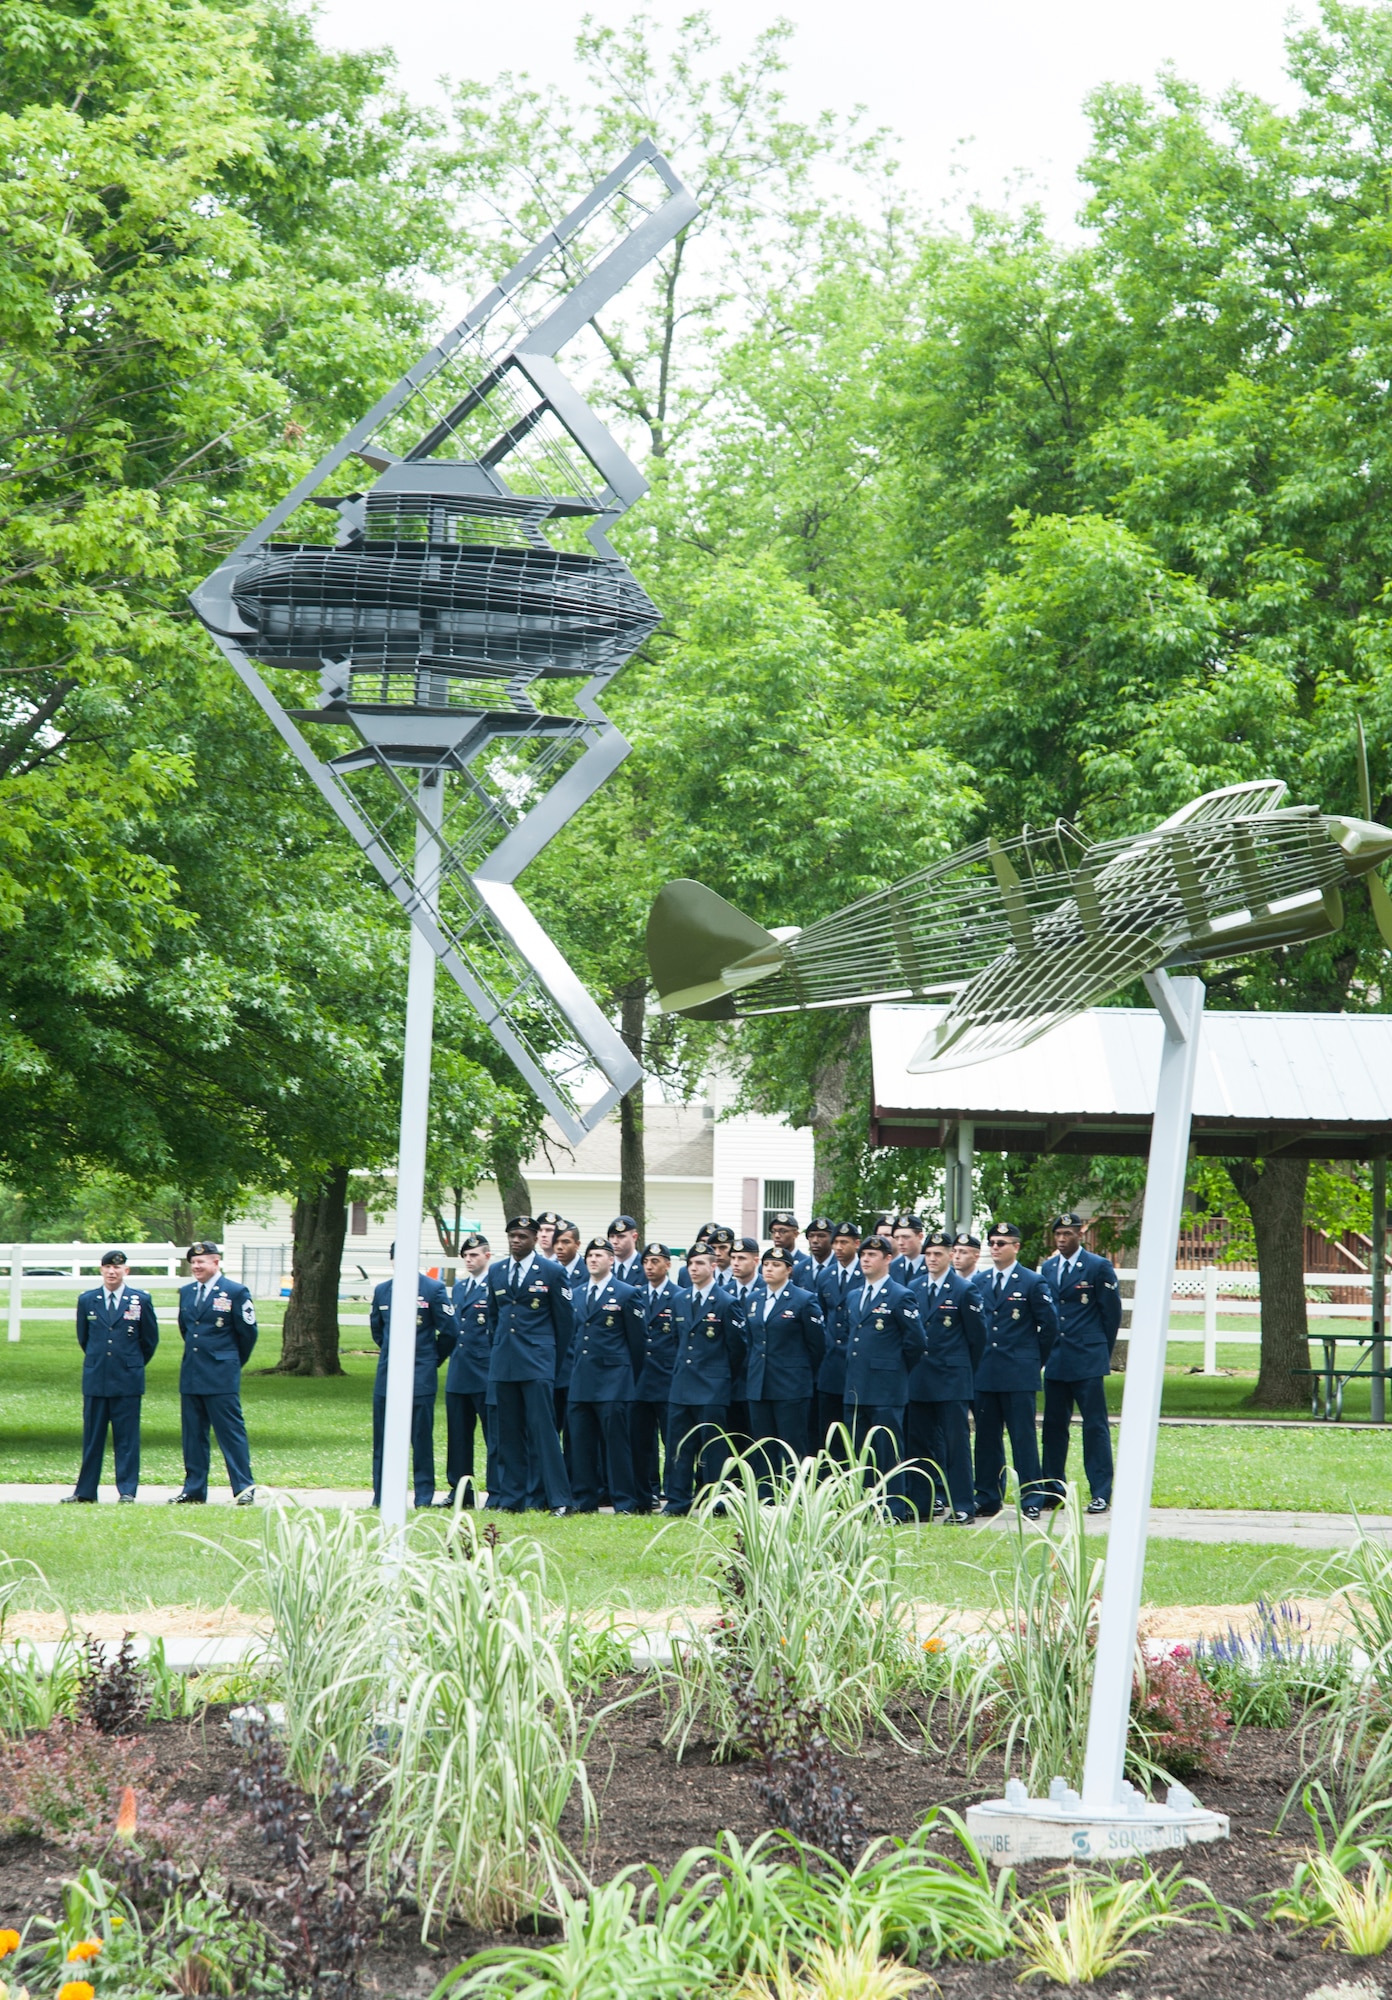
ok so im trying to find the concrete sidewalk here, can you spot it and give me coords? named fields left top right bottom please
left=1, top=1483, right=1390, bottom=1549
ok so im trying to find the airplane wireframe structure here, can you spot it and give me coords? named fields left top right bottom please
left=193, top=140, right=698, bottom=1142
left=648, top=763, right=1392, bottom=1071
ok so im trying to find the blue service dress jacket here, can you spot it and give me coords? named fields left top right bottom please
left=485, top=1252, right=575, bottom=1385
left=1040, top=1249, right=1122, bottom=1379
left=744, top=1282, right=826, bottom=1400
left=907, top=1269, right=985, bottom=1401
left=77, top=1286, right=159, bottom=1395
left=890, top=1253, right=928, bottom=1287
left=633, top=1279, right=688, bottom=1401
left=842, top=1278, right=925, bottom=1407
left=669, top=1286, right=747, bottom=1406
left=815, top=1263, right=862, bottom=1398
left=176, top=1276, right=258, bottom=1395
left=972, top=1263, right=1059, bottom=1393
left=569, top=1278, right=646, bottom=1400
left=446, top=1274, right=491, bottom=1395
left=370, top=1274, right=456, bottom=1396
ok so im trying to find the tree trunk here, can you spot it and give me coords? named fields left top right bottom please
left=1224, top=1155, right=1310, bottom=1408
left=491, top=1137, right=532, bottom=1224
left=809, top=1017, right=867, bottom=1205
left=276, top=1163, right=349, bottom=1376
left=618, top=978, right=646, bottom=1238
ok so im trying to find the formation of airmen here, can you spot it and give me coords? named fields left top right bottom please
left=61, top=1211, right=1122, bottom=1520
left=373, top=1204, right=1123, bottom=1522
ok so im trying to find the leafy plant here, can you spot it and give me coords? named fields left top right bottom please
left=1196, top=1599, right=1351, bottom=1727
left=732, top=1929, right=923, bottom=2000
left=0, top=1719, right=161, bottom=1843
left=1013, top=1868, right=1211, bottom=1985
left=660, top=1443, right=917, bottom=1760
left=235, top=1713, right=373, bottom=1999
left=13, top=1865, right=285, bottom=1999
left=1130, top=1651, right=1230, bottom=1780
left=732, top=1660, right=864, bottom=1865
left=1272, top=1845, right=1392, bottom=1956
left=77, top=1635, right=151, bottom=1737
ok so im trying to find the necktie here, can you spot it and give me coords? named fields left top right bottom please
left=993, top=1272, right=1004, bottom=1303
left=839, top=1269, right=849, bottom=1300
left=588, top=1285, right=599, bottom=1308
left=512, top=1261, right=522, bottom=1291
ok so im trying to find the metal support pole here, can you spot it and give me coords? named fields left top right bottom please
left=1082, top=972, right=1204, bottom=1811
left=380, top=775, right=444, bottom=1536
left=6, top=1249, right=21, bottom=1344
left=1202, top=1264, right=1218, bottom=1375
left=1372, top=1155, right=1387, bottom=1426
left=958, top=1120, right=975, bottom=1239
left=943, top=1127, right=958, bottom=1238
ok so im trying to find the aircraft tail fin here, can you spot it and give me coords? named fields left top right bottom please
left=647, top=880, right=783, bottom=1017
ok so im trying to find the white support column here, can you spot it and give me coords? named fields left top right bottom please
left=957, top=1121, right=975, bottom=1238
left=943, top=1126, right=958, bottom=1238
left=1082, top=971, right=1205, bottom=1810
left=1202, top=1264, right=1219, bottom=1376
left=380, top=774, right=444, bottom=1537
left=6, top=1248, right=21, bottom=1344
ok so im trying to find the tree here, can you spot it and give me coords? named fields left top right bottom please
left=0, top=0, right=465, bottom=1372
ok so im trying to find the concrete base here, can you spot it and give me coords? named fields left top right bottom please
left=966, top=1777, right=1229, bottom=1863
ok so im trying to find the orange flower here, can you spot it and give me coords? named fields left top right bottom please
left=922, top=1637, right=946, bottom=1653
left=0, top=1933, right=17, bottom=1960
left=116, top=1786, right=137, bottom=1839
left=65, top=1940, right=102, bottom=1961
left=59, top=1983, right=95, bottom=2000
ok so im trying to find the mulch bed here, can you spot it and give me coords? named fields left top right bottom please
left=0, top=1690, right=1380, bottom=1997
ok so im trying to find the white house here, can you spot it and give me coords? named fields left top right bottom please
left=221, top=1079, right=815, bottom=1295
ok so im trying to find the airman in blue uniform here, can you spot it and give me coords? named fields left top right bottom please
left=801, top=1217, right=837, bottom=1296
left=631, top=1242, right=688, bottom=1511
left=675, top=1222, right=718, bottom=1289
left=768, top=1210, right=809, bottom=1288
left=370, top=1250, right=455, bottom=1509
left=746, top=1247, right=825, bottom=1491
left=841, top=1234, right=925, bottom=1521
left=444, top=1232, right=493, bottom=1507
left=568, top=1239, right=645, bottom=1512
left=1040, top=1213, right=1123, bottom=1515
left=486, top=1215, right=575, bottom=1514
left=889, top=1213, right=928, bottom=1287
left=663, top=1246, right=747, bottom=1515
left=723, top=1232, right=762, bottom=1457
left=905, top=1230, right=985, bottom=1522
left=63, top=1249, right=159, bottom=1504
left=814, top=1223, right=862, bottom=1457
left=972, top=1220, right=1059, bottom=1519
left=607, top=1213, right=644, bottom=1289
left=170, top=1240, right=258, bottom=1505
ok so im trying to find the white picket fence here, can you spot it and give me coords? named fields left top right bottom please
left=1114, top=1265, right=1378, bottom=1375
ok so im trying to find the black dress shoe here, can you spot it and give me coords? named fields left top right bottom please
left=1086, top=1496, right=1111, bottom=1515
left=59, top=1493, right=94, bottom=1504
left=1022, top=1505, right=1042, bottom=1521
left=660, top=1505, right=689, bottom=1517
left=953, top=1511, right=977, bottom=1524
left=550, top=1506, right=569, bottom=1518
left=167, top=1491, right=205, bottom=1504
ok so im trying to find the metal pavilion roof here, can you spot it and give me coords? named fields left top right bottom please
left=869, top=1005, right=1392, bottom=1159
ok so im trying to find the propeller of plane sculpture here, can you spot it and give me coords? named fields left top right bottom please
left=647, top=758, right=1392, bottom=1074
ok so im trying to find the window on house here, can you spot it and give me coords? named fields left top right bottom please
left=350, top=1201, right=368, bottom=1236
left=762, top=1179, right=796, bottom=1239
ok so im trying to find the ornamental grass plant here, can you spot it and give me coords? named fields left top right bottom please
left=958, top=1484, right=1103, bottom=1793
left=249, top=1504, right=597, bottom=1933
left=659, top=1444, right=918, bottom=1761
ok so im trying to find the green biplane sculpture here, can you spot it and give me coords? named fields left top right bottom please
left=648, top=760, right=1392, bottom=1071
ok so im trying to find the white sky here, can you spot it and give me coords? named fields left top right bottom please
left=311, top=0, right=1307, bottom=233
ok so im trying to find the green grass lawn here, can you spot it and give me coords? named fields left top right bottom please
left=0, top=1505, right=1326, bottom=1618
left=1, top=1311, right=1387, bottom=1511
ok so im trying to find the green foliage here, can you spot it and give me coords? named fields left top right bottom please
left=659, top=1443, right=918, bottom=1760
left=14, top=1864, right=285, bottom=1999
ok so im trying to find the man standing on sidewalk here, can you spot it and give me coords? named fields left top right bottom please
left=63, top=1250, right=159, bottom=1504
left=1039, top=1212, right=1121, bottom=1515
left=170, top=1241, right=259, bottom=1505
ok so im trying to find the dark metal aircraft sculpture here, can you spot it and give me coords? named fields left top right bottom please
left=647, top=759, right=1392, bottom=1072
